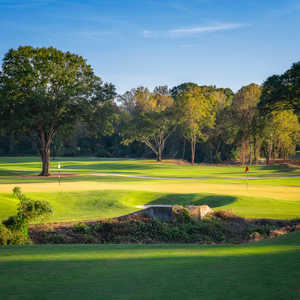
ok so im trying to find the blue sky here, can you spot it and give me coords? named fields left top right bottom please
left=0, top=0, right=299, bottom=93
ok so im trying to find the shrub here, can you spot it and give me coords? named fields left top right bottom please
left=1, top=187, right=54, bottom=245
left=72, top=222, right=90, bottom=234
left=0, top=224, right=12, bottom=245
left=13, top=187, right=53, bottom=222
left=3, top=215, right=25, bottom=232
left=172, top=205, right=191, bottom=223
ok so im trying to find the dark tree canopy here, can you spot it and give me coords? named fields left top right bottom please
left=259, top=62, right=300, bottom=116
left=0, top=46, right=116, bottom=175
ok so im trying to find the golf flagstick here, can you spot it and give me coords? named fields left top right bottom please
left=58, top=163, right=61, bottom=185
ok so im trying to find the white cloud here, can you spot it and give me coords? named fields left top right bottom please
left=143, top=23, right=248, bottom=38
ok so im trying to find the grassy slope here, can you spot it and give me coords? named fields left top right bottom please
left=1, top=231, right=300, bottom=300
left=1, top=189, right=300, bottom=222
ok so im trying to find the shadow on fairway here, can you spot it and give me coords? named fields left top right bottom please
left=1, top=232, right=300, bottom=300
left=62, top=162, right=158, bottom=173
left=259, top=165, right=297, bottom=173
left=0, top=169, right=36, bottom=176
left=148, top=193, right=236, bottom=208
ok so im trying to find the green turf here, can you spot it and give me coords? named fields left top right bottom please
left=0, top=157, right=300, bottom=222
left=1, top=190, right=300, bottom=222
left=1, top=156, right=300, bottom=179
left=1, top=231, right=300, bottom=300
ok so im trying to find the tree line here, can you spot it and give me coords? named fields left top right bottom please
left=0, top=46, right=299, bottom=175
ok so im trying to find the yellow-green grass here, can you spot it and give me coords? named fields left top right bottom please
left=1, top=231, right=300, bottom=300
left=0, top=157, right=300, bottom=222
left=1, top=156, right=300, bottom=179
left=1, top=189, right=300, bottom=222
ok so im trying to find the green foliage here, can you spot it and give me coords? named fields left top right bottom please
left=172, top=205, right=191, bottom=223
left=13, top=186, right=53, bottom=222
left=0, top=224, right=12, bottom=245
left=259, top=61, right=300, bottom=116
left=2, top=214, right=25, bottom=232
left=72, top=222, right=90, bottom=234
left=0, top=46, right=116, bottom=175
left=231, top=83, right=262, bottom=164
left=119, top=86, right=175, bottom=161
left=1, top=187, right=53, bottom=245
left=174, top=84, right=217, bottom=163
left=31, top=214, right=300, bottom=244
left=262, top=110, right=300, bottom=160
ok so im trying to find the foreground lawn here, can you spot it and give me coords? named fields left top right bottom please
left=1, top=231, right=300, bottom=300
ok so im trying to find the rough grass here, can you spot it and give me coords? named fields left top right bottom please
left=1, top=231, right=300, bottom=300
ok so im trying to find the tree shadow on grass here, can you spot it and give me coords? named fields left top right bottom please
left=0, top=241, right=299, bottom=300
left=258, top=165, right=298, bottom=173
left=62, top=162, right=158, bottom=173
left=148, top=193, right=237, bottom=208
left=0, top=169, right=36, bottom=176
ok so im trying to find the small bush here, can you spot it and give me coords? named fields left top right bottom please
left=0, top=224, right=28, bottom=245
left=172, top=205, right=191, bottom=223
left=72, top=222, right=90, bottom=234
left=46, top=233, right=66, bottom=244
left=3, top=215, right=25, bottom=232
left=1, top=187, right=54, bottom=245
left=9, top=231, right=28, bottom=245
left=0, top=224, right=12, bottom=245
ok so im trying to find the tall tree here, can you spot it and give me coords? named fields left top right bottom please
left=259, top=62, right=300, bottom=116
left=119, top=86, right=174, bottom=161
left=175, top=85, right=216, bottom=164
left=262, top=110, right=300, bottom=162
left=231, top=83, right=261, bottom=164
left=0, top=46, right=116, bottom=175
left=201, top=86, right=234, bottom=162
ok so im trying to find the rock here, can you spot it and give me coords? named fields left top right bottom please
left=249, top=232, right=263, bottom=241
left=121, top=204, right=213, bottom=222
left=187, top=205, right=213, bottom=221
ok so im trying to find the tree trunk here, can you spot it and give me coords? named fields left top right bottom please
left=40, top=146, right=50, bottom=176
left=191, top=139, right=196, bottom=165
left=254, top=138, right=262, bottom=165
left=267, top=135, right=273, bottom=165
left=9, top=136, right=15, bottom=154
left=157, top=146, right=162, bottom=162
left=249, top=141, right=253, bottom=165
left=182, top=138, right=186, bottom=160
left=38, top=130, right=53, bottom=176
left=240, top=140, right=246, bottom=165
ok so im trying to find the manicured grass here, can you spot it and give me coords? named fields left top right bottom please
left=1, top=156, right=300, bottom=179
left=0, top=157, right=300, bottom=222
left=1, top=231, right=300, bottom=300
left=1, top=189, right=300, bottom=222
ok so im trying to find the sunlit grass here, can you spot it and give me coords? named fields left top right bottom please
left=0, top=157, right=299, bottom=222
left=1, top=156, right=300, bottom=179
left=1, top=189, right=300, bottom=222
